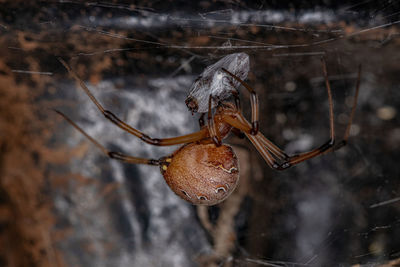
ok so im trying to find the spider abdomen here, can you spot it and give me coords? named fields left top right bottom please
left=160, top=142, right=239, bottom=205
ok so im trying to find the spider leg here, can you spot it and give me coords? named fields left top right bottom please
left=222, top=68, right=259, bottom=135
left=227, top=92, right=245, bottom=139
left=55, top=110, right=160, bottom=165
left=267, top=57, right=336, bottom=169
left=223, top=110, right=334, bottom=170
left=228, top=117, right=283, bottom=168
left=231, top=90, right=241, bottom=110
left=198, top=113, right=206, bottom=128
left=331, top=64, right=361, bottom=151
left=208, top=95, right=221, bottom=146
left=275, top=60, right=361, bottom=169
left=321, top=57, right=335, bottom=144
left=222, top=68, right=287, bottom=157
left=222, top=113, right=287, bottom=164
left=248, top=132, right=282, bottom=169
left=267, top=57, right=337, bottom=169
left=222, top=59, right=360, bottom=170
left=58, top=58, right=208, bottom=146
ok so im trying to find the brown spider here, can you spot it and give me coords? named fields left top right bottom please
left=56, top=58, right=360, bottom=206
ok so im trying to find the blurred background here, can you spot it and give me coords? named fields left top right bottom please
left=0, top=1, right=399, bottom=266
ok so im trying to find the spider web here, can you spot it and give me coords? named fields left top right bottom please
left=1, top=1, right=400, bottom=266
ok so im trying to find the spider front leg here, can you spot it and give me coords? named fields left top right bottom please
left=271, top=57, right=336, bottom=169
left=207, top=95, right=222, bottom=146
left=222, top=59, right=361, bottom=170
left=198, top=113, right=206, bottom=128
left=273, top=60, right=361, bottom=169
left=331, top=64, right=362, bottom=151
left=222, top=68, right=259, bottom=135
left=202, top=66, right=259, bottom=146
left=58, top=57, right=209, bottom=146
left=222, top=112, right=289, bottom=169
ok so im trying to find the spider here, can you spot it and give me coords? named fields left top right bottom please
left=56, top=57, right=360, bottom=206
